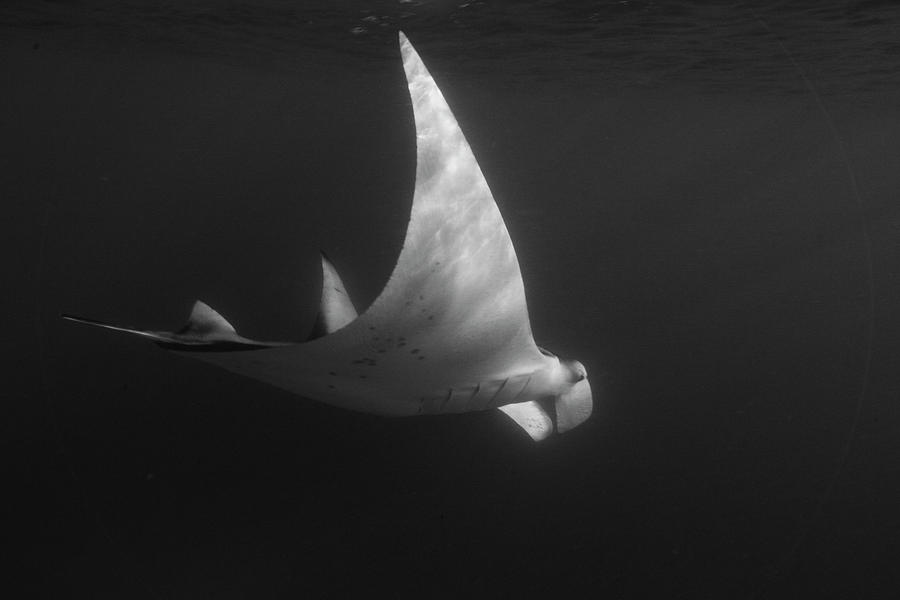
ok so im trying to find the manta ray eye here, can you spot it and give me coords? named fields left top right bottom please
left=562, top=359, right=587, bottom=383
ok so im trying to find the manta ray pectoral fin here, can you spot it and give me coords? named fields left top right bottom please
left=309, top=253, right=358, bottom=339
left=498, top=401, right=554, bottom=441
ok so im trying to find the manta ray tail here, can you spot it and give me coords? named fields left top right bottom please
left=63, top=300, right=279, bottom=350
left=60, top=313, right=176, bottom=344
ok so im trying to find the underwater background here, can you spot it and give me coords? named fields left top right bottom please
left=4, top=1, right=900, bottom=597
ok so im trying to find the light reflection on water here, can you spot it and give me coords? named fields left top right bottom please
left=2, top=1, right=900, bottom=93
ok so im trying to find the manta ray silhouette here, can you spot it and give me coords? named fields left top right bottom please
left=63, top=32, right=593, bottom=441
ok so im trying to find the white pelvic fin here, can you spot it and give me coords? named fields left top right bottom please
left=179, top=300, right=237, bottom=338
left=309, top=253, right=358, bottom=339
left=498, top=401, right=553, bottom=441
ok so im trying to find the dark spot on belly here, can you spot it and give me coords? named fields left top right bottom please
left=368, top=326, right=376, bottom=331
left=377, top=349, right=386, bottom=354
left=328, top=384, right=336, bottom=389
left=359, top=374, right=367, bottom=379
left=398, top=342, right=407, bottom=347
left=329, top=371, right=337, bottom=376
left=418, top=356, right=425, bottom=360
left=427, top=315, right=434, bottom=320
left=410, top=348, right=420, bottom=354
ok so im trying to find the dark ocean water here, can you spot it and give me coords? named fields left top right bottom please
left=4, top=1, right=900, bottom=598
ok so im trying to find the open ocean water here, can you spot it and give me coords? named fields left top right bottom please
left=3, top=1, right=900, bottom=597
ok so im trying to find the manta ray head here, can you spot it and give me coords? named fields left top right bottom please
left=553, top=358, right=593, bottom=433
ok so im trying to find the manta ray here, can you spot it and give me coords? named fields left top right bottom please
left=64, top=32, right=593, bottom=441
